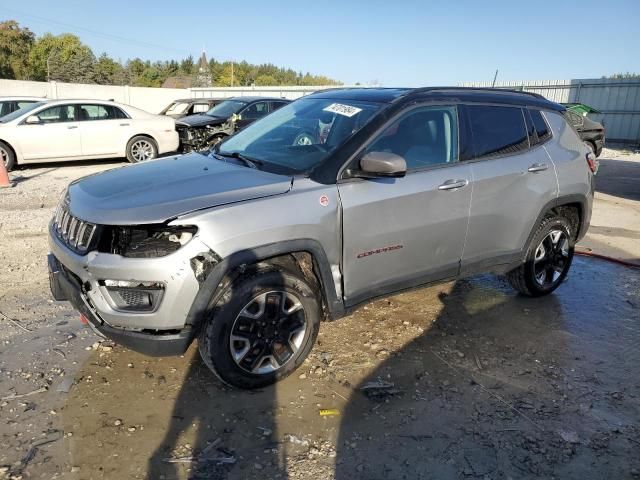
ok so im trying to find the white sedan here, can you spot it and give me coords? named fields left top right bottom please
left=0, top=99, right=179, bottom=170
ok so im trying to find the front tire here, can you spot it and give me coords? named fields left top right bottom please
left=0, top=141, right=16, bottom=171
left=507, top=215, right=574, bottom=297
left=126, top=136, right=158, bottom=163
left=198, top=269, right=321, bottom=389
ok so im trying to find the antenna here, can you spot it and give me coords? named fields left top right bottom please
left=491, top=69, right=499, bottom=87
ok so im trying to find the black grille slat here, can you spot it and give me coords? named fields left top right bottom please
left=53, top=203, right=96, bottom=254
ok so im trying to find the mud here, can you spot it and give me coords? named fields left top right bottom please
left=0, top=150, right=639, bottom=479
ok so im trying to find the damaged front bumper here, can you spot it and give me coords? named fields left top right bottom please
left=47, top=221, right=212, bottom=356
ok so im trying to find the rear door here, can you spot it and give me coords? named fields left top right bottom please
left=16, top=104, right=82, bottom=160
left=77, top=104, right=128, bottom=156
left=339, top=104, right=472, bottom=306
left=461, top=104, right=558, bottom=272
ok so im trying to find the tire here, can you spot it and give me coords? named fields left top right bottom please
left=507, top=215, right=574, bottom=297
left=198, top=268, right=321, bottom=389
left=0, top=141, right=16, bottom=171
left=126, top=135, right=158, bottom=163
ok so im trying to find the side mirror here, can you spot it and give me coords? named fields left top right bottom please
left=359, top=151, right=407, bottom=178
left=25, top=115, right=41, bottom=125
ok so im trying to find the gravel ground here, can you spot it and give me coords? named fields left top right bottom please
left=0, top=150, right=639, bottom=479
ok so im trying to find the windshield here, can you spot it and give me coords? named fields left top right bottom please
left=0, top=102, right=46, bottom=123
left=206, top=100, right=247, bottom=117
left=164, top=101, right=190, bottom=115
left=218, top=98, right=383, bottom=174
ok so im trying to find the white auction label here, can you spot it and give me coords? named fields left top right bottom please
left=322, top=103, right=363, bottom=117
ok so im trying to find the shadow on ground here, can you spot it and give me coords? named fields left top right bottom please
left=61, top=258, right=640, bottom=479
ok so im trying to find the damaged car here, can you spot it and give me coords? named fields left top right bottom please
left=175, top=96, right=290, bottom=152
left=48, top=87, right=594, bottom=389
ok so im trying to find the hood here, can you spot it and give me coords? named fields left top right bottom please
left=68, top=153, right=292, bottom=225
left=176, top=114, right=227, bottom=128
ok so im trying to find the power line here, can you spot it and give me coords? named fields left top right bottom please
left=2, top=6, right=192, bottom=57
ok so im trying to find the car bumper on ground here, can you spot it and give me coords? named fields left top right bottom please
left=48, top=253, right=194, bottom=356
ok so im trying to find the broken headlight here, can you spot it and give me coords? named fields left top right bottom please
left=98, top=225, right=197, bottom=258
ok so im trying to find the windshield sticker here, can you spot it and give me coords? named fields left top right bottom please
left=323, top=103, right=363, bottom=117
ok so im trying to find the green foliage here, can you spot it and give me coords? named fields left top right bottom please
left=605, top=72, right=640, bottom=79
left=0, top=20, right=341, bottom=87
left=0, top=20, right=35, bottom=79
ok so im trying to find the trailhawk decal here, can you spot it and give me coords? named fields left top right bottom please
left=323, top=103, right=363, bottom=117
left=356, top=244, right=404, bottom=259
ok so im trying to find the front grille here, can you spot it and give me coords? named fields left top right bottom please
left=53, top=202, right=97, bottom=254
left=176, top=127, right=192, bottom=141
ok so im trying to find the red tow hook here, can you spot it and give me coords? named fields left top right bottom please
left=79, top=314, right=89, bottom=325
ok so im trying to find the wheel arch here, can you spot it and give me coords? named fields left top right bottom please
left=127, top=133, right=158, bottom=149
left=524, top=195, right=589, bottom=255
left=184, top=239, right=344, bottom=336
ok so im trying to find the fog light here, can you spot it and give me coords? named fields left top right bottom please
left=100, top=280, right=165, bottom=312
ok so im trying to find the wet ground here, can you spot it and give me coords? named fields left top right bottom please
left=0, top=149, right=639, bottom=479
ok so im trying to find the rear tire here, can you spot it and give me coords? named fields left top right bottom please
left=198, top=268, right=321, bottom=389
left=507, top=215, right=574, bottom=297
left=126, top=135, right=158, bottom=163
left=0, top=141, right=16, bottom=171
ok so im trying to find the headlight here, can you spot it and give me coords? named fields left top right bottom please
left=99, top=225, right=197, bottom=258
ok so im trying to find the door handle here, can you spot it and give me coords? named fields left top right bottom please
left=528, top=163, right=548, bottom=173
left=438, top=179, right=469, bottom=191
left=119, top=123, right=130, bottom=126
left=67, top=125, right=78, bottom=130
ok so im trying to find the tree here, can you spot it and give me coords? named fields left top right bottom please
left=94, top=53, right=125, bottom=85
left=0, top=20, right=35, bottom=79
left=606, top=72, right=640, bottom=79
left=254, top=74, right=277, bottom=86
left=180, top=55, right=194, bottom=75
left=28, top=33, right=96, bottom=83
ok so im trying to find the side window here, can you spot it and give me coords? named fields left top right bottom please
left=366, top=106, right=459, bottom=170
left=192, top=103, right=209, bottom=113
left=16, top=101, right=35, bottom=110
left=468, top=105, right=528, bottom=158
left=529, top=109, right=552, bottom=143
left=36, top=105, right=76, bottom=124
left=270, top=101, right=288, bottom=112
left=241, top=101, right=269, bottom=120
left=78, top=104, right=115, bottom=121
left=0, top=101, right=12, bottom=117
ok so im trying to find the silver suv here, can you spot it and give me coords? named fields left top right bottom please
left=48, top=88, right=595, bottom=388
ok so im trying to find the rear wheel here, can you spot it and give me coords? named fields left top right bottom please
left=507, top=216, right=574, bottom=297
left=0, top=141, right=16, bottom=171
left=126, top=136, right=158, bottom=163
left=198, top=269, right=321, bottom=389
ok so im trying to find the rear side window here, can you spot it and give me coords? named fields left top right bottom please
left=468, top=105, right=528, bottom=159
left=529, top=109, right=552, bottom=143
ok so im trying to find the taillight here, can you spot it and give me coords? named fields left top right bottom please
left=586, top=151, right=598, bottom=174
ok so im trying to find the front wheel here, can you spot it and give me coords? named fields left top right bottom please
left=198, top=269, right=321, bottom=389
left=507, top=216, right=574, bottom=297
left=0, top=141, right=16, bottom=171
left=126, top=136, right=158, bottom=163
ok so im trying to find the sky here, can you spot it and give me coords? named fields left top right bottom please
left=1, top=0, right=639, bottom=86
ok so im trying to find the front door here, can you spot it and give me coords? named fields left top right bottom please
left=338, top=105, right=472, bottom=306
left=18, top=104, right=82, bottom=161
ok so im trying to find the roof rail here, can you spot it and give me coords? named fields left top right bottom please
left=410, top=86, right=545, bottom=99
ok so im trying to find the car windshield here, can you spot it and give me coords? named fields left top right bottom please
left=218, top=98, right=384, bottom=174
left=0, top=102, right=46, bottom=123
left=205, top=100, right=247, bottom=117
left=164, top=101, right=190, bottom=115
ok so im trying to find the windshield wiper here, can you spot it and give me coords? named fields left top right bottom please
left=217, top=151, right=264, bottom=169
